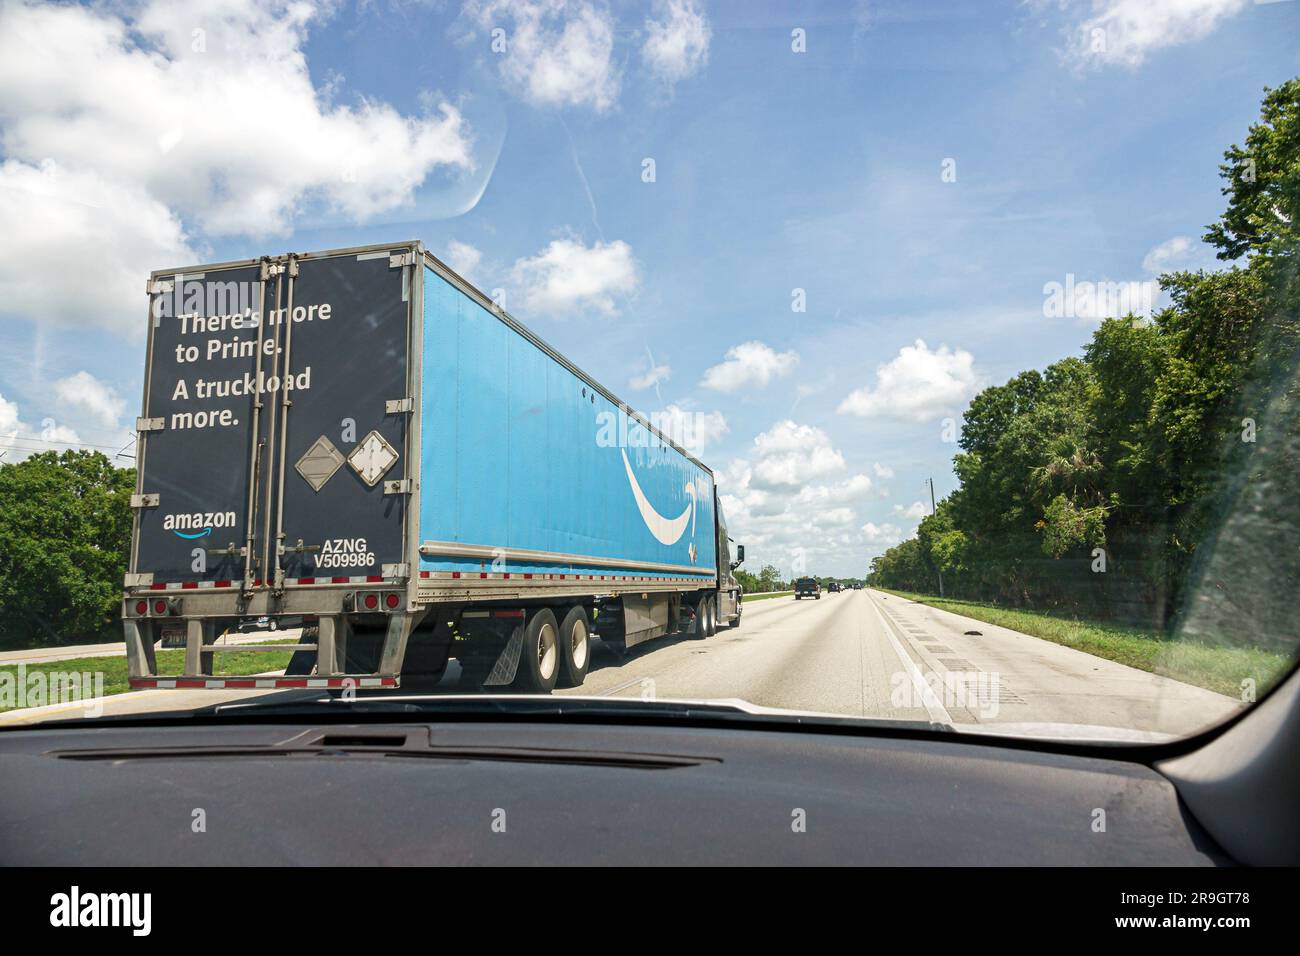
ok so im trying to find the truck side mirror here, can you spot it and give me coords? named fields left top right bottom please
left=735, top=544, right=745, bottom=566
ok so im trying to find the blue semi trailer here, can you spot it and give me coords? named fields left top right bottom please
left=123, top=241, right=746, bottom=693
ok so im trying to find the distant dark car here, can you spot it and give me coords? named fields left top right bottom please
left=794, top=577, right=821, bottom=600
left=827, top=582, right=841, bottom=593
left=237, top=616, right=279, bottom=634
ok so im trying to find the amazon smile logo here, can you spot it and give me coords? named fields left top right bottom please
left=597, top=404, right=710, bottom=556
left=620, top=449, right=700, bottom=555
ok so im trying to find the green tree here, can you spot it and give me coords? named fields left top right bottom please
left=757, top=563, right=782, bottom=592
left=0, top=451, right=135, bottom=649
left=1204, top=79, right=1300, bottom=266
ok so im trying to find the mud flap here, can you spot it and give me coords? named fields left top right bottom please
left=285, top=631, right=317, bottom=676
left=483, top=624, right=524, bottom=686
left=401, top=619, right=454, bottom=687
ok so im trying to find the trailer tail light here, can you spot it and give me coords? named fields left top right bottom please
left=130, top=596, right=180, bottom=617
left=352, top=590, right=403, bottom=613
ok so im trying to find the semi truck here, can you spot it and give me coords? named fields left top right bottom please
left=122, top=241, right=745, bottom=694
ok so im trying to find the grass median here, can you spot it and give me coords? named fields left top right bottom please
left=743, top=590, right=793, bottom=602
left=0, top=641, right=298, bottom=713
left=875, top=589, right=1289, bottom=698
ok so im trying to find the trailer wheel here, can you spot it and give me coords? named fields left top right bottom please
left=705, top=597, right=718, bottom=637
left=557, top=605, right=590, bottom=688
left=513, top=609, right=559, bottom=694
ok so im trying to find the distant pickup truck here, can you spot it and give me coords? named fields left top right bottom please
left=794, top=577, right=821, bottom=600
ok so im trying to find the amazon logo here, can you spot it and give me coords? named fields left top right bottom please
left=620, top=448, right=701, bottom=556
left=163, top=510, right=236, bottom=539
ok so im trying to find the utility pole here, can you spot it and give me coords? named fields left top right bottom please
left=926, top=477, right=944, bottom=598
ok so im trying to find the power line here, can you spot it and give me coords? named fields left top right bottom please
left=0, top=435, right=134, bottom=453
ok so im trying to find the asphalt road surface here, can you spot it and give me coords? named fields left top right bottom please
left=561, top=589, right=1241, bottom=738
left=1, top=590, right=1240, bottom=738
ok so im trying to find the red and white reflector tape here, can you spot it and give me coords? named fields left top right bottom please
left=129, top=676, right=398, bottom=690
left=134, top=575, right=391, bottom=592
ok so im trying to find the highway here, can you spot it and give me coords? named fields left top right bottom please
left=563, top=589, right=1241, bottom=738
left=1, top=590, right=1240, bottom=738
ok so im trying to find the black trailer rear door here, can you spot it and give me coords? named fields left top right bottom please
left=269, top=248, right=413, bottom=585
left=133, top=264, right=272, bottom=587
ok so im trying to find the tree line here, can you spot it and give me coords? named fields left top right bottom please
left=735, top=564, right=790, bottom=594
left=868, top=80, right=1299, bottom=652
left=0, top=451, right=134, bottom=649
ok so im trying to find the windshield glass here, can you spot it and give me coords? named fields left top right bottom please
left=1, top=0, right=1296, bottom=742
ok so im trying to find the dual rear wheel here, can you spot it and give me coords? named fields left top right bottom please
left=512, top=605, right=591, bottom=693
left=692, top=595, right=718, bottom=638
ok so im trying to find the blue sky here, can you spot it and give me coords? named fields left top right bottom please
left=1, top=0, right=1297, bottom=575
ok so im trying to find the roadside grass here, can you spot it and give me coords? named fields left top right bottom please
left=743, top=590, right=793, bottom=602
left=0, top=641, right=298, bottom=713
left=875, top=589, right=1289, bottom=698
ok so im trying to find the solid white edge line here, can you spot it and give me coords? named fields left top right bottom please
left=865, top=590, right=953, bottom=725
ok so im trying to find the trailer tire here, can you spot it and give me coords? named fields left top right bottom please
left=557, top=606, right=590, bottom=688
left=705, top=597, right=718, bottom=637
left=691, top=596, right=709, bottom=639
left=513, top=609, right=560, bottom=694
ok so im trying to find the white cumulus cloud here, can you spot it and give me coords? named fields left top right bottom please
left=796, top=473, right=874, bottom=505
left=467, top=0, right=620, bottom=111
left=0, top=160, right=196, bottom=335
left=1142, top=235, right=1217, bottom=275
left=630, top=363, right=672, bottom=390
left=642, top=0, right=711, bottom=84
left=511, top=238, right=639, bottom=316
left=1064, top=0, right=1249, bottom=69
left=0, top=392, right=82, bottom=461
left=701, top=341, right=799, bottom=393
left=750, top=420, right=845, bottom=490
left=861, top=521, right=905, bottom=550
left=0, top=0, right=473, bottom=335
left=894, top=500, right=929, bottom=521
left=837, top=339, right=980, bottom=423
left=445, top=240, right=485, bottom=281
left=54, top=371, right=127, bottom=431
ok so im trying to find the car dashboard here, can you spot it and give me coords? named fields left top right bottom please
left=0, top=717, right=1228, bottom=865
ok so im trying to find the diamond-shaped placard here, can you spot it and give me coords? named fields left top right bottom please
left=295, top=435, right=345, bottom=492
left=348, top=430, right=399, bottom=487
